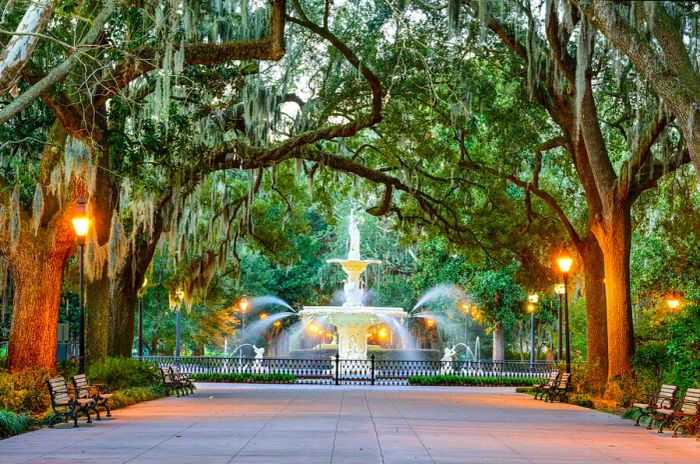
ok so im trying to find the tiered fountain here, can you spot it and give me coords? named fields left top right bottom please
left=299, top=212, right=406, bottom=360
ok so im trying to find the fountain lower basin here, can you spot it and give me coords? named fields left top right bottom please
left=300, top=305, right=405, bottom=360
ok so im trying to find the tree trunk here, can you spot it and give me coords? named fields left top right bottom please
left=492, top=325, right=504, bottom=361
left=580, top=234, right=608, bottom=387
left=595, top=205, right=635, bottom=380
left=108, top=247, right=150, bottom=357
left=6, top=238, right=69, bottom=371
left=85, top=267, right=110, bottom=366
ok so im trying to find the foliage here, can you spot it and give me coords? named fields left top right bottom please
left=468, top=264, right=526, bottom=331
left=662, top=305, right=700, bottom=390
left=87, top=357, right=160, bottom=391
left=110, top=386, right=164, bottom=410
left=191, top=373, right=295, bottom=384
left=0, top=408, right=32, bottom=438
left=407, top=375, right=541, bottom=387
left=0, top=367, right=52, bottom=415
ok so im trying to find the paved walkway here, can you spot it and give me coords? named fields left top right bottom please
left=1, top=383, right=699, bottom=463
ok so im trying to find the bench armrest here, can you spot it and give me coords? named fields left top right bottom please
left=674, top=400, right=700, bottom=414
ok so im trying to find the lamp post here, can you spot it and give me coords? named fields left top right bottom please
left=554, top=284, right=565, bottom=361
left=556, top=255, right=573, bottom=373
left=239, top=296, right=249, bottom=333
left=175, top=287, right=184, bottom=359
left=460, top=302, right=470, bottom=347
left=71, top=197, right=89, bottom=374
left=137, top=278, right=148, bottom=357
left=527, top=294, right=539, bottom=366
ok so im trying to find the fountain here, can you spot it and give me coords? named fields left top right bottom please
left=299, top=211, right=405, bottom=360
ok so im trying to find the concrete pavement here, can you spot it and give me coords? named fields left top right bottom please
left=1, top=383, right=699, bottom=463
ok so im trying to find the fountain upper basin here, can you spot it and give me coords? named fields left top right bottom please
left=301, top=305, right=405, bottom=322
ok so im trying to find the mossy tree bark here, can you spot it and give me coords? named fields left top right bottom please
left=580, top=235, right=607, bottom=387
left=3, top=123, right=78, bottom=371
left=6, top=231, right=72, bottom=371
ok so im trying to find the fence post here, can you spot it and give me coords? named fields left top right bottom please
left=371, top=354, right=375, bottom=385
left=335, top=354, right=340, bottom=385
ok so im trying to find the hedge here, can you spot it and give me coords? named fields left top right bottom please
left=191, top=373, right=296, bottom=384
left=408, top=375, right=543, bottom=387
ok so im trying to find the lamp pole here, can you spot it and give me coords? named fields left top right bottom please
left=78, top=241, right=85, bottom=374
left=175, top=288, right=184, bottom=360
left=557, top=292, right=563, bottom=361
left=556, top=256, right=573, bottom=373
left=137, top=278, right=148, bottom=357
left=563, top=273, right=571, bottom=373
left=71, top=197, right=89, bottom=374
left=530, top=310, right=535, bottom=365
left=554, top=284, right=565, bottom=362
left=527, top=294, right=539, bottom=368
left=137, top=298, right=144, bottom=357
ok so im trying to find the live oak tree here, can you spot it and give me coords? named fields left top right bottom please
left=445, top=0, right=691, bottom=381
left=0, top=0, right=288, bottom=371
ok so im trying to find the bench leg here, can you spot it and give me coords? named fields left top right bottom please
left=635, top=410, right=647, bottom=426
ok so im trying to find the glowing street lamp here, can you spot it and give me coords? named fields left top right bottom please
left=556, top=254, right=573, bottom=373
left=72, top=197, right=89, bottom=374
left=665, top=294, right=682, bottom=310
left=554, top=284, right=565, bottom=361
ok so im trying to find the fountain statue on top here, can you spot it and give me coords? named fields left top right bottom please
left=329, top=211, right=380, bottom=307
left=299, top=210, right=405, bottom=360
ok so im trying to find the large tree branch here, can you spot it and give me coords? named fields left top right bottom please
left=618, top=108, right=669, bottom=198
left=93, top=0, right=286, bottom=106
left=0, top=0, right=116, bottom=125
left=458, top=141, right=582, bottom=247
left=0, top=0, right=55, bottom=93
left=629, top=147, right=690, bottom=201
left=584, top=0, right=700, bottom=177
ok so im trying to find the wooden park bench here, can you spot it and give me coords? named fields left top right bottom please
left=655, top=388, right=700, bottom=437
left=46, top=377, right=95, bottom=428
left=170, top=366, right=196, bottom=395
left=545, top=372, right=571, bottom=403
left=631, top=384, right=678, bottom=428
left=72, top=373, right=114, bottom=419
left=533, top=371, right=559, bottom=400
left=160, top=366, right=183, bottom=397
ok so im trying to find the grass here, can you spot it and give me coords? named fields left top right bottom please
left=408, top=375, right=543, bottom=387
left=191, top=373, right=296, bottom=384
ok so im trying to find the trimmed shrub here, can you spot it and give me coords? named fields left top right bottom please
left=87, top=357, right=160, bottom=390
left=0, top=367, right=53, bottom=414
left=407, top=375, right=542, bottom=387
left=191, top=373, right=296, bottom=384
left=0, top=409, right=32, bottom=438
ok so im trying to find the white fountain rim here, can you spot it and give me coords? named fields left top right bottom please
left=326, top=259, right=382, bottom=264
left=300, top=305, right=405, bottom=314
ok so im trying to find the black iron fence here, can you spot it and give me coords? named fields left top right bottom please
left=139, top=355, right=557, bottom=386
